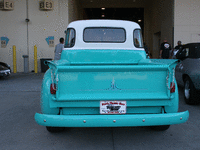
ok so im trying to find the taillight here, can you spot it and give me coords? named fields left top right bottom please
left=50, top=83, right=56, bottom=94
left=170, top=82, right=175, bottom=93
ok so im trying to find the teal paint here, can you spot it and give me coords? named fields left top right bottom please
left=35, top=49, right=189, bottom=128
left=35, top=50, right=189, bottom=128
left=35, top=111, right=189, bottom=127
left=41, top=69, right=59, bottom=114
left=61, top=49, right=147, bottom=63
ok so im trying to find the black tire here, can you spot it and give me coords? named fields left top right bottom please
left=46, top=127, right=65, bottom=132
left=150, top=125, right=170, bottom=131
left=184, top=77, right=199, bottom=105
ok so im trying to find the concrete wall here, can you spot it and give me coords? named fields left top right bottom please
left=160, top=0, right=174, bottom=46
left=3, top=0, right=199, bottom=72
left=0, top=1, right=27, bottom=72
left=68, top=0, right=83, bottom=23
left=148, top=0, right=174, bottom=58
left=28, top=0, right=69, bottom=72
left=174, top=0, right=200, bottom=45
left=0, top=0, right=70, bottom=72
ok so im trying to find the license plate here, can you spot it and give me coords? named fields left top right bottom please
left=100, top=101, right=126, bottom=114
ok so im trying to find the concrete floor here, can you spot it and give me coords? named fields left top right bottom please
left=0, top=73, right=199, bottom=150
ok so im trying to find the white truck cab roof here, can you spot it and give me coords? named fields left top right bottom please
left=64, top=20, right=144, bottom=50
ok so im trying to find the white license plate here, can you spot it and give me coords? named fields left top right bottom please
left=100, top=101, right=126, bottom=114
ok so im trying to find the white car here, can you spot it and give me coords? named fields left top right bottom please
left=0, top=62, right=11, bottom=78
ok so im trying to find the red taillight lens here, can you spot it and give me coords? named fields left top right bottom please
left=170, top=82, right=175, bottom=93
left=50, top=83, right=56, bottom=94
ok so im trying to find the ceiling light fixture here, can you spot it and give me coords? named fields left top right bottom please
left=138, top=20, right=142, bottom=22
left=101, top=8, right=105, bottom=10
left=102, top=15, right=105, bottom=17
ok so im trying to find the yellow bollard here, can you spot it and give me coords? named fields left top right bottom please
left=13, top=45, right=17, bottom=73
left=34, top=45, right=38, bottom=73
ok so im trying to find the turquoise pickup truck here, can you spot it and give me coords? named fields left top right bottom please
left=35, top=20, right=189, bottom=132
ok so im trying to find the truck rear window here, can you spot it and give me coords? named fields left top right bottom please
left=83, top=27, right=126, bottom=43
left=65, top=28, right=75, bottom=48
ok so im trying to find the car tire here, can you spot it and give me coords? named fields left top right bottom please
left=184, top=77, right=199, bottom=105
left=46, top=126, right=65, bottom=132
left=150, top=125, right=170, bottom=131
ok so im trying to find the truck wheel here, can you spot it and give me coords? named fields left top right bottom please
left=46, top=127, right=65, bottom=132
left=184, top=77, right=199, bottom=105
left=150, top=125, right=170, bottom=131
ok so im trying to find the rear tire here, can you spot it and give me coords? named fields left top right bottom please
left=150, top=125, right=170, bottom=131
left=46, top=127, right=65, bottom=132
left=184, top=77, right=199, bottom=105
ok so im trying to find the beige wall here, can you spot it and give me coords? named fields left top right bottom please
left=28, top=0, right=69, bottom=72
left=160, top=0, right=174, bottom=46
left=148, top=0, right=174, bottom=58
left=0, top=1, right=27, bottom=72
left=0, top=0, right=70, bottom=72
left=174, top=0, right=200, bottom=45
left=68, top=0, right=83, bottom=23
left=2, top=0, right=200, bottom=72
left=0, top=0, right=175, bottom=72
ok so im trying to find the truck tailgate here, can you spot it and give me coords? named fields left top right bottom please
left=54, top=65, right=173, bottom=101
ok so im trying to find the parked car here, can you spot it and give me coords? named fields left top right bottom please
left=0, top=62, right=11, bottom=78
left=175, top=43, right=200, bottom=104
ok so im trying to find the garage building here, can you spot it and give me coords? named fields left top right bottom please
left=0, top=0, right=199, bottom=72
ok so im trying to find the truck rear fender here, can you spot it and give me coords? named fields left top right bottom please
left=164, top=79, right=179, bottom=113
left=41, top=69, right=59, bottom=115
left=149, top=59, right=179, bottom=113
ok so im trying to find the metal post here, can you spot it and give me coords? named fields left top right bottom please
left=22, top=55, right=29, bottom=73
left=34, top=45, right=38, bottom=73
left=13, top=45, right=17, bottom=73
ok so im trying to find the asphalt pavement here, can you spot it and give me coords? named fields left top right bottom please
left=0, top=73, right=199, bottom=150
